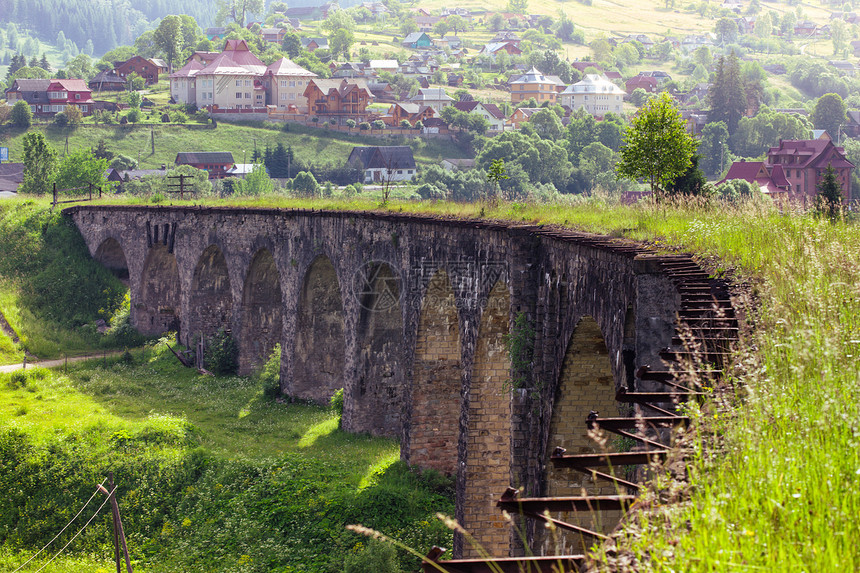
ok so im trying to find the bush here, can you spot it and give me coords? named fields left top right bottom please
left=372, top=119, right=386, bottom=130
left=52, top=112, right=69, bottom=127
left=344, top=539, right=400, bottom=573
left=359, top=121, right=371, bottom=130
left=11, top=100, right=32, bottom=128
left=204, top=328, right=238, bottom=375
left=330, top=388, right=344, bottom=417
left=260, top=343, right=282, bottom=400
left=161, top=112, right=171, bottom=123
left=127, top=108, right=141, bottom=123
left=292, top=171, right=320, bottom=197
left=346, top=119, right=356, bottom=128
left=399, top=119, right=412, bottom=128
left=343, top=184, right=357, bottom=197
left=170, top=110, right=188, bottom=124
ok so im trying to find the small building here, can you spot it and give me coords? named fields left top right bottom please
left=409, top=87, right=454, bottom=111
left=402, top=32, right=432, bottom=49
left=479, top=41, right=522, bottom=58
left=718, top=161, right=791, bottom=200
left=509, top=107, right=540, bottom=129
left=206, top=27, right=227, bottom=41
left=453, top=101, right=507, bottom=132
left=89, top=69, right=127, bottom=91
left=301, top=37, right=329, bottom=52
left=625, top=74, right=659, bottom=94
left=348, top=146, right=417, bottom=183
left=369, top=59, right=399, bottom=74
left=382, top=102, right=435, bottom=126
left=440, top=158, right=475, bottom=171
left=115, top=56, right=163, bottom=84
left=509, top=67, right=557, bottom=104
left=261, top=28, right=287, bottom=43
left=175, top=152, right=235, bottom=179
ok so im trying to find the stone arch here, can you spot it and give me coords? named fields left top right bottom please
left=94, top=237, right=129, bottom=282
left=408, top=269, right=461, bottom=474
left=292, top=255, right=345, bottom=403
left=187, top=245, right=233, bottom=347
left=541, top=315, right=623, bottom=555
left=463, top=279, right=511, bottom=558
left=138, top=244, right=181, bottom=336
left=351, top=263, right=404, bottom=437
left=239, top=249, right=283, bottom=375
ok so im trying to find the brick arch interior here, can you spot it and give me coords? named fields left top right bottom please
left=407, top=269, right=461, bottom=475
left=138, top=244, right=181, bottom=336
left=239, top=249, right=282, bottom=375
left=292, top=255, right=345, bottom=404
left=540, top=315, right=623, bottom=555
left=187, top=245, right=233, bottom=347
left=94, top=237, right=129, bottom=282
left=463, top=279, right=511, bottom=558
left=351, top=263, right=404, bottom=438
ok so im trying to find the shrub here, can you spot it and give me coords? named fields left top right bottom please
left=346, top=119, right=356, bottom=128
left=344, top=539, right=400, bottom=573
left=170, top=110, right=188, bottom=124
left=161, top=112, right=170, bottom=122
left=52, top=112, right=69, bottom=127
left=414, top=120, right=423, bottom=130
left=372, top=119, right=386, bottom=130
left=343, top=184, right=357, bottom=197
left=127, top=108, right=141, bottom=123
left=330, top=388, right=344, bottom=417
left=292, top=171, right=320, bottom=197
left=359, top=121, right=371, bottom=130
left=11, top=100, right=32, bottom=128
left=399, top=119, right=412, bottom=128
left=204, top=328, right=238, bottom=375
left=260, top=343, right=282, bottom=400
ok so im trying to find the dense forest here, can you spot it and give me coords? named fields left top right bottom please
left=0, top=0, right=217, bottom=55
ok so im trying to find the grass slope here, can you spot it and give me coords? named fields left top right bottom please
left=0, top=122, right=470, bottom=172
left=0, top=344, right=453, bottom=573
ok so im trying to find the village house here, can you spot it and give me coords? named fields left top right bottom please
left=115, top=55, right=167, bottom=83
left=89, top=69, right=127, bottom=92
left=440, top=158, right=475, bottom=171
left=261, top=28, right=287, bottom=44
left=453, top=101, right=507, bottom=132
left=402, top=32, right=432, bottom=49
left=169, top=40, right=317, bottom=113
left=381, top=102, right=435, bottom=126
left=303, top=78, right=374, bottom=120
left=559, top=74, right=626, bottom=115
left=625, top=74, right=659, bottom=94
left=479, top=41, right=522, bottom=58
left=368, top=59, right=398, bottom=74
left=348, top=146, right=417, bottom=183
left=509, top=107, right=540, bottom=129
left=5, top=78, right=94, bottom=117
left=206, top=27, right=227, bottom=41
left=509, top=67, right=557, bottom=104
left=301, top=37, right=329, bottom=52
left=175, top=152, right=235, bottom=179
left=767, top=139, right=855, bottom=203
left=409, top=88, right=454, bottom=111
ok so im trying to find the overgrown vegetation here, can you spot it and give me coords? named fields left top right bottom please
left=0, top=339, right=454, bottom=572
left=0, top=199, right=136, bottom=358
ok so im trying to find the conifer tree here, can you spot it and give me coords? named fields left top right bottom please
left=708, top=51, right=746, bottom=135
left=816, top=163, right=843, bottom=221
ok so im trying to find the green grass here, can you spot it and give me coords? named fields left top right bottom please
left=0, top=121, right=471, bottom=172
left=0, top=341, right=453, bottom=573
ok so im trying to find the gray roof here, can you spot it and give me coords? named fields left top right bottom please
left=176, top=152, right=234, bottom=165
left=403, top=32, right=428, bottom=44
left=348, top=146, right=416, bottom=170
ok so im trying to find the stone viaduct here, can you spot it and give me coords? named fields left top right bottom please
left=66, top=205, right=680, bottom=557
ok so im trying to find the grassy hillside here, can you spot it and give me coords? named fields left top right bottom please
left=0, top=123, right=472, bottom=172
left=0, top=199, right=138, bottom=360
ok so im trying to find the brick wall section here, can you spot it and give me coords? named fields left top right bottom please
left=292, top=255, right=346, bottom=403
left=187, top=245, right=233, bottom=345
left=238, top=249, right=283, bottom=375
left=539, top=316, right=623, bottom=555
left=463, top=281, right=511, bottom=557
left=408, top=270, right=462, bottom=475
left=137, top=244, right=180, bottom=336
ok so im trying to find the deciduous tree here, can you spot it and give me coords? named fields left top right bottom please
left=811, top=93, right=847, bottom=140
left=616, top=92, right=698, bottom=196
left=21, top=132, right=57, bottom=195
left=10, top=100, right=32, bottom=128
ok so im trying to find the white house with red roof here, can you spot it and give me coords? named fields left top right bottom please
left=169, top=39, right=316, bottom=113
left=5, top=78, right=94, bottom=116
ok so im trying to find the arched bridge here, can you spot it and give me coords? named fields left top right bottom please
left=67, top=205, right=686, bottom=558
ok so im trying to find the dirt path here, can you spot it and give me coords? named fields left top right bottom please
left=0, top=350, right=126, bottom=373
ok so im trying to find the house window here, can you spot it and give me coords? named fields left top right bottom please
left=245, top=93, right=251, bottom=98
left=289, top=93, right=296, bottom=100
left=289, top=80, right=296, bottom=87
left=244, top=80, right=252, bottom=86
left=280, top=93, right=287, bottom=101
left=280, top=80, right=288, bottom=87
left=236, top=80, right=242, bottom=87
left=80, top=105, right=87, bottom=112
left=298, top=80, right=303, bottom=86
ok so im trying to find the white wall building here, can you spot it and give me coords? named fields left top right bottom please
left=559, top=74, right=626, bottom=116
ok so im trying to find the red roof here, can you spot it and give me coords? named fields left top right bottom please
left=719, top=160, right=791, bottom=195
left=767, top=139, right=855, bottom=170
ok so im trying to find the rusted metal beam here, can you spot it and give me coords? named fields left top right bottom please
left=420, top=547, right=585, bottom=573
left=497, top=488, right=635, bottom=513
left=585, top=414, right=689, bottom=430
left=550, top=448, right=668, bottom=468
left=615, top=388, right=705, bottom=403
